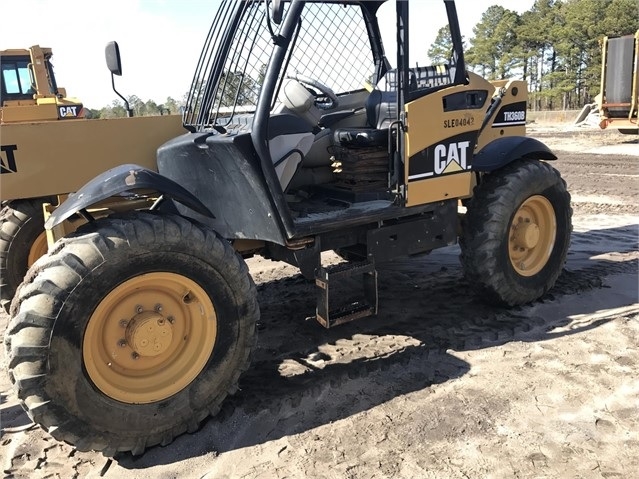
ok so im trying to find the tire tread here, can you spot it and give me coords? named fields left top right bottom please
left=5, top=211, right=259, bottom=455
left=460, top=160, right=572, bottom=306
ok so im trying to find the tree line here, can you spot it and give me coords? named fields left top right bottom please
left=429, top=0, right=638, bottom=110
left=87, top=95, right=183, bottom=119
left=88, top=72, right=261, bottom=119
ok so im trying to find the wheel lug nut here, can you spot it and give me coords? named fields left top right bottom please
left=118, top=339, right=127, bottom=348
left=155, top=304, right=163, bottom=312
left=136, top=305, right=143, bottom=314
left=119, top=320, right=128, bottom=328
left=167, top=316, right=175, bottom=324
left=132, top=352, right=140, bottom=360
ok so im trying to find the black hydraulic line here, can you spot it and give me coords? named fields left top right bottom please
left=478, top=89, right=505, bottom=136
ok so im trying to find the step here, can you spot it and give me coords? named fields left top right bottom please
left=315, top=260, right=378, bottom=328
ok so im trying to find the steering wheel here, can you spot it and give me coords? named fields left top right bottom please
left=286, top=74, right=338, bottom=110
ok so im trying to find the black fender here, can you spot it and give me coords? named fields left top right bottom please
left=45, top=164, right=214, bottom=229
left=472, top=136, right=557, bottom=172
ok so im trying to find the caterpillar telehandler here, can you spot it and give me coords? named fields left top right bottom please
left=5, top=0, right=572, bottom=456
left=0, top=43, right=185, bottom=311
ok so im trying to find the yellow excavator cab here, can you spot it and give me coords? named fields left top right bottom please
left=1, top=45, right=86, bottom=123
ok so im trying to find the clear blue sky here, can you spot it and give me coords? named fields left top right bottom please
left=2, top=0, right=534, bottom=109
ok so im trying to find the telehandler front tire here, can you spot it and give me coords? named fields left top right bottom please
left=460, top=160, right=572, bottom=306
left=0, top=199, right=53, bottom=312
left=5, top=211, right=259, bottom=456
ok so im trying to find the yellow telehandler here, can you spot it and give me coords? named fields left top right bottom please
left=5, top=0, right=572, bottom=456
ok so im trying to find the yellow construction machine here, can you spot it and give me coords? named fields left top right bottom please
left=575, top=30, right=638, bottom=133
left=0, top=42, right=185, bottom=310
left=5, top=0, right=573, bottom=456
left=1, top=45, right=86, bottom=123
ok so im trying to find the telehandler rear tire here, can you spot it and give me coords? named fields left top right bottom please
left=460, top=160, right=572, bottom=306
left=5, top=211, right=259, bottom=456
left=0, top=198, right=53, bottom=313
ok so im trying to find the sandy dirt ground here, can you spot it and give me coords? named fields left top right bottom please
left=1, top=122, right=637, bottom=479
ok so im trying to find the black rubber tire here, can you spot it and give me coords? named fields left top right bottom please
left=460, top=160, right=572, bottom=306
left=0, top=198, right=53, bottom=313
left=5, top=211, right=259, bottom=456
left=618, top=129, right=638, bottom=135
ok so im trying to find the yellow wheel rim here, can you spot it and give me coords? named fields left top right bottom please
left=508, top=195, right=556, bottom=277
left=27, top=231, right=48, bottom=267
left=83, top=272, right=217, bottom=404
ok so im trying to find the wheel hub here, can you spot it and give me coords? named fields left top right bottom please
left=83, top=272, right=217, bottom=404
left=125, top=311, right=173, bottom=357
left=508, top=195, right=557, bottom=277
left=513, top=222, right=540, bottom=249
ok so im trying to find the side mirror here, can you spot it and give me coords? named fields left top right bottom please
left=271, top=0, right=284, bottom=25
left=105, top=41, right=123, bottom=76
left=105, top=41, right=132, bottom=116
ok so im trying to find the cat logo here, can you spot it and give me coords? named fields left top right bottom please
left=408, top=131, right=477, bottom=182
left=58, top=104, right=82, bottom=119
left=434, top=141, right=470, bottom=174
left=1, top=144, right=18, bottom=174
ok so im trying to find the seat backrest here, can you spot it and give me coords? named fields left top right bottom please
left=268, top=114, right=314, bottom=190
left=364, top=69, right=408, bottom=129
left=365, top=88, right=397, bottom=130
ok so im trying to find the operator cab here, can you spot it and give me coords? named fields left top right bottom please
left=162, top=0, right=477, bottom=245
left=0, top=46, right=85, bottom=122
left=1, top=52, right=38, bottom=103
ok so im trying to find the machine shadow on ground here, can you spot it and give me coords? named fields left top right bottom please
left=112, top=223, right=638, bottom=468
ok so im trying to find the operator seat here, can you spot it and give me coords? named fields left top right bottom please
left=333, top=83, right=398, bottom=149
